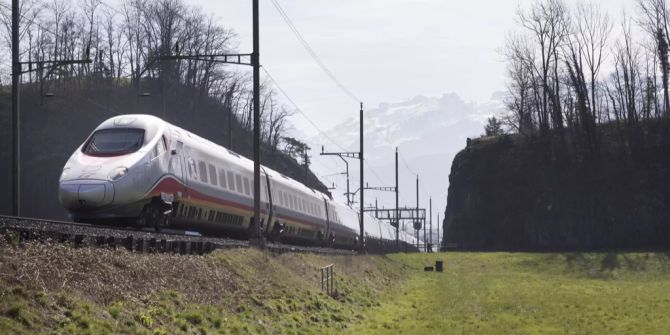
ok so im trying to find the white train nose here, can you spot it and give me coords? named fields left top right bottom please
left=59, top=181, right=115, bottom=210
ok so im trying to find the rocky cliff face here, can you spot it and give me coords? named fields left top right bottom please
left=443, top=123, right=670, bottom=251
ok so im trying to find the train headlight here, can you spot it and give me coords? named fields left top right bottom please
left=108, top=167, right=129, bottom=181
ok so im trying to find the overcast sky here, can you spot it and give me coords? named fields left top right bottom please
left=188, top=0, right=637, bottom=136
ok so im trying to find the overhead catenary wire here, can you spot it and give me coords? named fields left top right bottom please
left=398, top=151, right=432, bottom=201
left=268, top=0, right=360, bottom=103
left=263, top=0, right=407, bottom=205
left=261, top=66, right=350, bottom=154
left=262, top=67, right=362, bottom=191
left=262, top=66, right=401, bottom=204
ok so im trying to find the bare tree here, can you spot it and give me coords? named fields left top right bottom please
left=574, top=2, right=611, bottom=123
left=503, top=33, right=536, bottom=135
left=518, top=0, right=569, bottom=132
left=638, top=0, right=670, bottom=115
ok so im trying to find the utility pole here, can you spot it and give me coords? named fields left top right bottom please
left=415, top=175, right=419, bottom=250
left=423, top=198, right=428, bottom=252
left=320, top=103, right=364, bottom=251
left=359, top=102, right=364, bottom=252
left=429, top=197, right=432, bottom=252
left=395, top=147, right=399, bottom=251
left=252, top=0, right=263, bottom=247
left=11, top=0, right=19, bottom=216
left=10, top=0, right=90, bottom=216
left=437, top=212, right=440, bottom=251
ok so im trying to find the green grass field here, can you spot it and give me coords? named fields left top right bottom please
left=2, top=238, right=670, bottom=334
left=354, top=252, right=670, bottom=335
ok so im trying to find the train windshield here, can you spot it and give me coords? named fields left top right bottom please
left=82, top=128, right=145, bottom=156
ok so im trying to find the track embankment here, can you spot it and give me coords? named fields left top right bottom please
left=0, top=215, right=356, bottom=256
left=0, top=236, right=409, bottom=334
left=4, top=235, right=668, bottom=335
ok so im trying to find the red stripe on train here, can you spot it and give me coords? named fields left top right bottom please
left=147, top=176, right=327, bottom=229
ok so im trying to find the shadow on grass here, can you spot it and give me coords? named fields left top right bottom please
left=517, top=252, right=670, bottom=279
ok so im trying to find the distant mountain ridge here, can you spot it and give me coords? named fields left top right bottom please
left=307, top=92, right=505, bottom=231
left=314, top=93, right=503, bottom=159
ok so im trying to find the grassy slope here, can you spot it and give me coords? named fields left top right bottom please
left=354, top=252, right=670, bottom=335
left=2, top=236, right=670, bottom=335
left=0, top=237, right=410, bottom=335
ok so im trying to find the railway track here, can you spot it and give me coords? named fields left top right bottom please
left=0, top=215, right=356, bottom=256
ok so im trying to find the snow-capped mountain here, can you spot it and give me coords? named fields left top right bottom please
left=314, top=93, right=503, bottom=162
left=305, top=92, right=505, bottom=238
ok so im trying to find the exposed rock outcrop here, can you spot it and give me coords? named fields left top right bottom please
left=443, top=123, right=670, bottom=251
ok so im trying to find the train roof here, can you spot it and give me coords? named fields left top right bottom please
left=138, top=115, right=332, bottom=201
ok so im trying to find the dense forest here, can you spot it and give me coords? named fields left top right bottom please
left=0, top=0, right=297, bottom=150
left=0, top=0, right=324, bottom=219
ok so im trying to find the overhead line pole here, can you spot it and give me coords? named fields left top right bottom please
left=359, top=102, right=364, bottom=252
left=437, top=213, right=440, bottom=251
left=252, top=0, right=264, bottom=247
left=319, top=103, right=364, bottom=252
left=416, top=175, right=419, bottom=250
left=395, top=147, right=399, bottom=251
left=424, top=197, right=428, bottom=252
left=429, top=196, right=432, bottom=252
left=10, top=0, right=90, bottom=216
left=11, top=0, right=19, bottom=216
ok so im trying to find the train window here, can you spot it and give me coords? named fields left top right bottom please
left=227, top=171, right=235, bottom=191
left=208, top=164, right=217, bottom=185
left=236, top=175, right=243, bottom=195
left=243, top=178, right=251, bottom=196
left=82, top=128, right=145, bottom=156
left=219, top=169, right=227, bottom=189
left=187, top=157, right=197, bottom=179
left=198, top=161, right=208, bottom=183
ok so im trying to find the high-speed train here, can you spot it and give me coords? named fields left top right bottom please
left=58, top=115, right=417, bottom=251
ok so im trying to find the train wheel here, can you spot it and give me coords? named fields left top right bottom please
left=268, top=222, right=284, bottom=242
left=138, top=203, right=165, bottom=231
